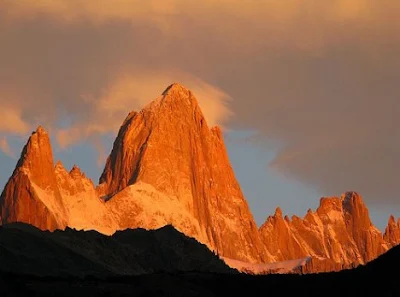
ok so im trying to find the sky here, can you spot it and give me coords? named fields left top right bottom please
left=0, top=0, right=399, bottom=230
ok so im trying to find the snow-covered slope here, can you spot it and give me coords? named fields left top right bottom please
left=106, top=182, right=208, bottom=245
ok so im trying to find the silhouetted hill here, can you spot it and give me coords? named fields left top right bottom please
left=0, top=223, right=233, bottom=278
left=1, top=223, right=399, bottom=296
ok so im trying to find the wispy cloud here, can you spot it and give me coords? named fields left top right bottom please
left=0, top=137, right=15, bottom=158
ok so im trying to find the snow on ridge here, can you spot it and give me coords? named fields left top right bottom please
left=32, top=182, right=118, bottom=235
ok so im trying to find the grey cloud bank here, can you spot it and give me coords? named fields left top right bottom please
left=0, top=0, right=399, bottom=207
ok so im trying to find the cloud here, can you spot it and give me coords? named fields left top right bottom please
left=0, top=0, right=399, bottom=206
left=2, top=0, right=180, bottom=24
left=0, top=137, right=15, bottom=158
left=0, top=106, right=30, bottom=135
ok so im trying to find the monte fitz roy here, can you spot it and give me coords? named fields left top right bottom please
left=1, top=83, right=399, bottom=274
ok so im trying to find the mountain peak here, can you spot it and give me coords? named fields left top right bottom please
left=70, top=164, right=80, bottom=172
left=26, top=125, right=50, bottom=153
left=99, top=84, right=267, bottom=263
left=70, top=164, right=84, bottom=178
left=13, top=125, right=56, bottom=188
left=154, top=82, right=201, bottom=113
left=384, top=215, right=400, bottom=247
left=55, top=160, right=67, bottom=174
left=34, top=125, right=47, bottom=135
left=274, top=207, right=283, bottom=217
left=99, top=84, right=208, bottom=195
left=162, top=82, right=189, bottom=95
left=341, top=191, right=361, bottom=202
left=341, top=191, right=367, bottom=214
left=388, top=215, right=396, bottom=225
left=24, top=125, right=51, bottom=153
left=0, top=125, right=65, bottom=230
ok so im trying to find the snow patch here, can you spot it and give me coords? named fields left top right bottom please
left=106, top=182, right=209, bottom=245
left=32, top=181, right=118, bottom=235
left=222, top=256, right=312, bottom=274
left=31, top=184, right=66, bottom=227
left=60, top=188, right=117, bottom=235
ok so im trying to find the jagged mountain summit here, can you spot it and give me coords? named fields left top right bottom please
left=0, top=83, right=399, bottom=273
left=97, top=83, right=269, bottom=262
left=0, top=126, right=68, bottom=230
left=258, top=191, right=399, bottom=272
left=221, top=192, right=400, bottom=275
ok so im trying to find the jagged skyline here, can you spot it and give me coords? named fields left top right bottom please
left=1, top=83, right=398, bottom=274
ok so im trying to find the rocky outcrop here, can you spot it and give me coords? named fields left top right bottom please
left=259, top=207, right=307, bottom=262
left=54, top=161, right=118, bottom=235
left=342, top=192, right=387, bottom=263
left=55, top=162, right=94, bottom=196
left=383, top=215, right=400, bottom=248
left=260, top=192, right=392, bottom=273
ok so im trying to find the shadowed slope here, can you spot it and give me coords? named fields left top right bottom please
left=0, top=222, right=234, bottom=277
left=1, top=232, right=400, bottom=296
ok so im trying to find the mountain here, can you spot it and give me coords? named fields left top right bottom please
left=0, top=83, right=269, bottom=264
left=0, top=222, right=233, bottom=277
left=97, top=83, right=268, bottom=262
left=259, top=191, right=394, bottom=273
left=0, top=126, right=67, bottom=230
left=0, top=83, right=398, bottom=273
left=0, top=127, right=118, bottom=235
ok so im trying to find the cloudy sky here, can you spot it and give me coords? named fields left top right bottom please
left=1, top=0, right=399, bottom=229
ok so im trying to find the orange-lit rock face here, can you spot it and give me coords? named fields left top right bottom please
left=0, top=129, right=118, bottom=235
left=99, top=83, right=268, bottom=263
left=0, top=127, right=67, bottom=230
left=384, top=215, right=400, bottom=247
left=260, top=191, right=391, bottom=272
left=341, top=192, right=387, bottom=263
left=259, top=207, right=308, bottom=262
